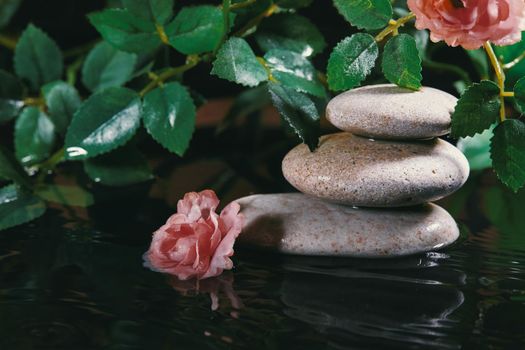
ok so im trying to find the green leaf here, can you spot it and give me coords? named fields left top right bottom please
left=142, top=82, right=196, bottom=156
left=211, top=37, right=268, bottom=87
left=122, top=0, right=174, bottom=25
left=65, top=87, right=141, bottom=160
left=0, top=69, right=23, bottom=123
left=491, top=119, right=525, bottom=192
left=0, top=146, right=31, bottom=188
left=165, top=6, right=225, bottom=55
left=333, top=0, right=392, bottom=30
left=42, top=81, right=81, bottom=135
left=268, top=82, right=320, bottom=151
left=327, top=33, right=378, bottom=92
left=88, top=9, right=161, bottom=53
left=0, top=185, right=46, bottom=231
left=35, top=184, right=94, bottom=207
left=14, top=24, right=63, bottom=90
left=0, top=0, right=21, bottom=28
left=264, top=49, right=325, bottom=98
left=451, top=81, right=500, bottom=138
left=82, top=41, right=138, bottom=93
left=513, top=76, right=525, bottom=113
left=457, top=125, right=494, bottom=171
left=275, top=0, right=312, bottom=8
left=255, top=14, right=326, bottom=57
left=14, top=107, right=56, bottom=166
left=84, top=147, right=153, bottom=187
left=382, top=34, right=422, bottom=90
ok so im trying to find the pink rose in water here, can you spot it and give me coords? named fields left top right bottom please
left=408, top=0, right=525, bottom=50
left=144, top=190, right=244, bottom=280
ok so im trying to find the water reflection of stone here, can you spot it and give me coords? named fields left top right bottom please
left=279, top=255, right=465, bottom=349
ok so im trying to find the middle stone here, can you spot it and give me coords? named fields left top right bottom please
left=282, top=132, right=469, bottom=207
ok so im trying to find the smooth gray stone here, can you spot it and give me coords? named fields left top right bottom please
left=237, top=193, right=459, bottom=258
left=282, top=132, right=469, bottom=207
left=326, top=84, right=457, bottom=139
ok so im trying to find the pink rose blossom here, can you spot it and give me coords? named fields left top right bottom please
left=144, top=190, right=244, bottom=280
left=408, top=0, right=525, bottom=50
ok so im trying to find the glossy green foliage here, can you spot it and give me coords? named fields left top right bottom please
left=82, top=42, right=138, bottom=92
left=382, top=34, right=422, bottom=90
left=14, top=107, right=56, bottom=166
left=88, top=9, right=161, bottom=53
left=0, top=185, right=46, bottom=231
left=513, top=76, right=525, bottom=112
left=122, top=0, right=174, bottom=25
left=327, top=33, right=378, bottom=91
left=165, top=6, right=226, bottom=55
left=268, top=82, right=320, bottom=151
left=0, top=0, right=21, bottom=28
left=42, top=81, right=81, bottom=135
left=0, top=146, right=31, bottom=188
left=0, top=69, right=23, bottom=123
left=264, top=49, right=325, bottom=97
left=451, top=81, right=500, bottom=138
left=491, top=119, right=525, bottom=192
left=142, top=82, right=196, bottom=156
left=14, top=24, right=63, bottom=90
left=333, top=0, right=392, bottom=30
left=65, top=87, right=141, bottom=160
left=255, top=14, right=326, bottom=57
left=212, top=37, right=268, bottom=87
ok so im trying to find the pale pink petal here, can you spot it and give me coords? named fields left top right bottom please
left=408, top=0, right=525, bottom=49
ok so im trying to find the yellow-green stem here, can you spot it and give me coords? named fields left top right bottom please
left=233, top=3, right=278, bottom=37
left=375, top=13, right=416, bottom=42
left=483, top=42, right=507, bottom=122
left=502, top=50, right=525, bottom=70
left=36, top=147, right=65, bottom=184
left=139, top=56, right=200, bottom=96
left=0, top=33, right=17, bottom=50
left=229, top=0, right=256, bottom=10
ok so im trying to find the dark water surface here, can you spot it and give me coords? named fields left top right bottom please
left=1, top=168, right=525, bottom=350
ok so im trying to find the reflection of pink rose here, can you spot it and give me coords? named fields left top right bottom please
left=144, top=190, right=244, bottom=280
left=170, top=273, right=243, bottom=311
left=408, top=0, right=525, bottom=49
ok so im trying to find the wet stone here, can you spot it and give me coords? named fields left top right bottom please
left=326, top=84, right=457, bottom=140
left=282, top=132, right=469, bottom=207
left=237, top=193, right=459, bottom=257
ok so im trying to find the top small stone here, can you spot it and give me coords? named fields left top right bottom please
left=326, top=84, right=457, bottom=140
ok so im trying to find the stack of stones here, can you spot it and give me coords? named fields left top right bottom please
left=237, top=84, right=470, bottom=257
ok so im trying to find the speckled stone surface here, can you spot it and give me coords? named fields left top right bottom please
left=282, top=132, right=469, bottom=207
left=237, top=193, right=459, bottom=257
left=326, top=84, right=457, bottom=139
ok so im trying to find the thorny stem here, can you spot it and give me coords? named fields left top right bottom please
left=233, top=3, right=278, bottom=37
left=484, top=42, right=507, bottom=122
left=36, top=147, right=65, bottom=184
left=213, top=0, right=231, bottom=56
left=0, top=33, right=17, bottom=50
left=229, top=0, right=256, bottom=10
left=375, top=13, right=416, bottom=42
left=139, top=55, right=201, bottom=96
left=256, top=57, right=276, bottom=82
left=502, top=50, right=525, bottom=70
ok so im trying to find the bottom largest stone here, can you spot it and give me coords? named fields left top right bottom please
left=237, top=193, right=459, bottom=257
